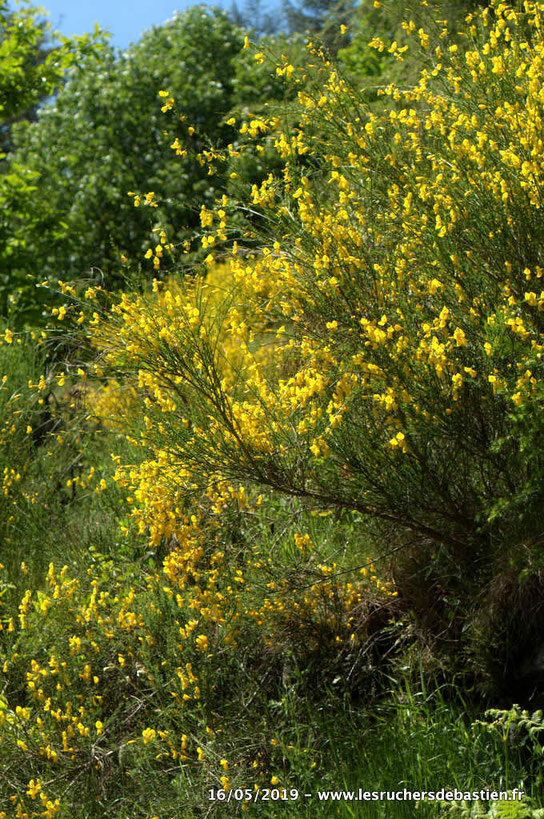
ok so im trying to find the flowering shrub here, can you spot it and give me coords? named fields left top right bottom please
left=4, top=0, right=544, bottom=813
left=0, top=329, right=54, bottom=562
left=0, top=514, right=397, bottom=815
left=101, top=1, right=544, bottom=607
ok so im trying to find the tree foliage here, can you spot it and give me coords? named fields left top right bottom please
left=282, top=0, right=357, bottom=53
left=0, top=1, right=104, bottom=320
left=0, top=0, right=102, bottom=153
left=230, top=0, right=283, bottom=35
left=0, top=7, right=244, bottom=320
left=1, top=5, right=307, bottom=324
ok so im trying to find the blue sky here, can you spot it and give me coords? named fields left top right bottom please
left=34, top=0, right=231, bottom=50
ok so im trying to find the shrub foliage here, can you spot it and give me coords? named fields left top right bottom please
left=2, top=0, right=544, bottom=815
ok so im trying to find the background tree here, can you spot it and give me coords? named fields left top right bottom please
left=1, top=6, right=244, bottom=319
left=0, top=0, right=102, bottom=153
left=1, top=5, right=306, bottom=324
left=282, top=0, right=358, bottom=53
left=230, top=0, right=283, bottom=35
left=0, top=1, right=104, bottom=321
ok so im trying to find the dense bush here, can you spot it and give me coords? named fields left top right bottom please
left=2, top=0, right=544, bottom=814
left=93, top=0, right=544, bottom=684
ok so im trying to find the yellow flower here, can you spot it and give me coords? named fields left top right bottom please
left=142, top=727, right=156, bottom=744
left=26, top=779, right=42, bottom=799
left=453, top=327, right=467, bottom=346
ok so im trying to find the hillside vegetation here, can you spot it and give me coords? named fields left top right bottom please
left=1, top=0, right=544, bottom=816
